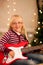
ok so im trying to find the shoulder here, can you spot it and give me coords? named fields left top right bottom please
left=5, top=30, right=16, bottom=36
left=2, top=30, right=12, bottom=37
left=22, top=34, right=27, bottom=40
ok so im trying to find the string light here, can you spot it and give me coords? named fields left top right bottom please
left=36, top=31, right=38, bottom=34
left=7, top=0, right=16, bottom=22
left=13, top=2, right=16, bottom=5
left=13, top=0, right=16, bottom=12
left=38, top=22, right=40, bottom=24
left=8, top=11, right=10, bottom=14
left=42, top=22, right=43, bottom=24
left=34, top=39, right=36, bottom=42
left=13, top=8, right=16, bottom=12
left=32, top=20, right=34, bottom=22
left=32, top=13, right=36, bottom=22
left=7, top=23, right=9, bottom=26
left=8, top=18, right=10, bottom=21
left=7, top=4, right=10, bottom=21
left=40, top=41, right=42, bottom=44
left=7, top=0, right=9, bottom=1
left=39, top=10, right=42, bottom=14
left=38, top=27, right=40, bottom=30
left=7, top=5, right=10, bottom=8
left=28, top=44, right=31, bottom=47
left=28, top=34, right=33, bottom=38
left=34, top=13, right=36, bottom=16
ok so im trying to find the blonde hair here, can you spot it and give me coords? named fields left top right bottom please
left=9, top=15, right=28, bottom=40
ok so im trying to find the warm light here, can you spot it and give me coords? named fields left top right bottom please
left=7, top=0, right=16, bottom=22
left=7, top=5, right=10, bottom=8
left=39, top=10, right=42, bottom=14
left=38, top=27, right=40, bottom=30
left=8, top=11, right=10, bottom=14
left=28, top=44, right=31, bottom=47
left=7, top=23, right=9, bottom=26
left=8, top=18, right=10, bottom=21
left=34, top=13, right=36, bottom=15
left=42, top=22, right=43, bottom=24
left=28, top=34, right=33, bottom=38
left=32, top=20, right=34, bottom=22
left=36, top=32, right=38, bottom=34
left=34, top=40, right=36, bottom=42
left=38, top=22, right=40, bottom=24
left=40, top=41, right=42, bottom=44
left=13, top=2, right=16, bottom=5
left=13, top=8, right=16, bottom=11
left=7, top=0, right=9, bottom=1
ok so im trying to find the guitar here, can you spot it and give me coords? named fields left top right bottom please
left=0, top=41, right=43, bottom=65
left=0, top=41, right=28, bottom=65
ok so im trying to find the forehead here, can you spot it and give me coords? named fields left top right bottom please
left=12, top=16, right=23, bottom=22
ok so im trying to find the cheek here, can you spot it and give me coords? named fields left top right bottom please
left=11, top=25, right=16, bottom=29
left=20, top=24, right=23, bottom=28
left=18, top=24, right=22, bottom=29
left=12, top=24, right=23, bottom=30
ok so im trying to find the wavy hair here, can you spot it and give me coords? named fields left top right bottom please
left=9, top=15, right=28, bottom=40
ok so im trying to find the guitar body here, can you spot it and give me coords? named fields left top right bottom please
left=0, top=41, right=43, bottom=65
left=0, top=51, right=4, bottom=64
left=0, top=41, right=28, bottom=65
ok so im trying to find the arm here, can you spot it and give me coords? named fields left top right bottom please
left=0, top=32, right=10, bottom=52
left=23, top=34, right=31, bottom=47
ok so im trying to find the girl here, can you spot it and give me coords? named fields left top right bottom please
left=0, top=15, right=43, bottom=65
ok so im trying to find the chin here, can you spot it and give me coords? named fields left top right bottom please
left=16, top=30, right=21, bottom=33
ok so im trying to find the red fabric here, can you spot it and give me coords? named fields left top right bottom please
left=0, top=41, right=28, bottom=65
left=0, top=51, right=4, bottom=64
left=4, top=41, right=28, bottom=48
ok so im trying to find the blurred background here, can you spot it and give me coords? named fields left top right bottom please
left=0, top=0, right=43, bottom=45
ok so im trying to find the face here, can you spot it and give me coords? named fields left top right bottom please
left=11, top=17, right=23, bottom=33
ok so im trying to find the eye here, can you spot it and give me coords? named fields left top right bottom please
left=18, top=22, right=22, bottom=24
left=12, top=22, right=16, bottom=24
left=18, top=22, right=21, bottom=24
left=12, top=21, right=22, bottom=25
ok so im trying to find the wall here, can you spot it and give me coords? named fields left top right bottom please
left=0, top=0, right=38, bottom=33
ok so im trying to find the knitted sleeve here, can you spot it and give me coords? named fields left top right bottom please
left=0, top=32, right=10, bottom=51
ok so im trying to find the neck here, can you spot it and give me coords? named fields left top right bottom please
left=13, top=29, right=21, bottom=35
left=16, top=31, right=21, bottom=35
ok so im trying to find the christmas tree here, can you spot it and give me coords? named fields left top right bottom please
left=31, top=0, right=43, bottom=46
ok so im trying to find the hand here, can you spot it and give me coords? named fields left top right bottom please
left=25, top=44, right=31, bottom=48
left=8, top=51, right=15, bottom=58
left=41, top=48, right=43, bottom=51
